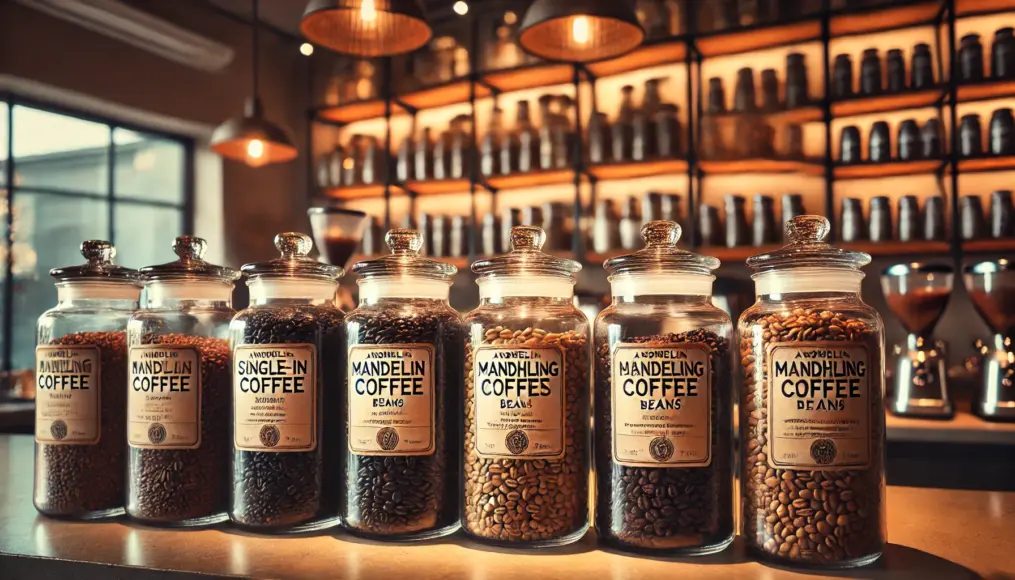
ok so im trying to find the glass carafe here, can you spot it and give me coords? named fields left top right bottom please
left=342, top=229, right=463, bottom=540
left=126, top=237, right=241, bottom=526
left=35, top=240, right=142, bottom=519
left=229, top=233, right=344, bottom=533
left=595, top=221, right=734, bottom=554
left=462, top=226, right=591, bottom=547
left=738, top=216, right=886, bottom=568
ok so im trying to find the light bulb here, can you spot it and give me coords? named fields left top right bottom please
left=300, top=43, right=314, bottom=56
left=453, top=1, right=468, bottom=15
left=246, top=139, right=265, bottom=161
left=360, top=0, right=377, bottom=23
left=572, top=16, right=590, bottom=45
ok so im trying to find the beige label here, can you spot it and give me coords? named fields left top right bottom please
left=233, top=344, right=317, bottom=452
left=128, top=345, right=201, bottom=450
left=348, top=345, right=435, bottom=456
left=35, top=345, right=101, bottom=444
left=767, top=342, right=871, bottom=470
left=611, top=343, right=712, bottom=467
left=473, top=345, right=565, bottom=459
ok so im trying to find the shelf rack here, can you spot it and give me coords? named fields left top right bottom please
left=307, top=0, right=1015, bottom=268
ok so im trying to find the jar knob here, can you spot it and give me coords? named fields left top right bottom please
left=785, top=215, right=831, bottom=244
left=641, top=220, right=681, bottom=248
left=386, top=228, right=423, bottom=255
left=275, top=232, right=314, bottom=258
left=173, top=236, right=207, bottom=261
left=510, top=226, right=546, bottom=252
left=80, top=240, right=115, bottom=264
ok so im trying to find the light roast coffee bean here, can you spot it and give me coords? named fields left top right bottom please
left=740, top=308, right=885, bottom=565
left=463, top=326, right=589, bottom=543
left=595, top=329, right=733, bottom=550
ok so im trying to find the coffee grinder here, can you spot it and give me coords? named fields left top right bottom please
left=964, top=259, right=1015, bottom=421
left=308, top=205, right=368, bottom=311
left=881, top=263, right=955, bottom=418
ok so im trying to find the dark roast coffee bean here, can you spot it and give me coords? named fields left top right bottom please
left=740, top=308, right=885, bottom=565
left=595, top=329, right=733, bottom=550
left=128, top=335, right=231, bottom=524
left=463, top=327, right=589, bottom=543
left=230, top=306, right=343, bottom=530
left=35, top=331, right=127, bottom=517
left=342, top=311, right=462, bottom=536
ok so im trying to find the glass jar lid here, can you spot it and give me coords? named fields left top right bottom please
left=747, top=215, right=871, bottom=273
left=140, top=236, right=240, bottom=284
left=241, top=232, right=342, bottom=281
left=605, top=221, right=719, bottom=277
left=353, top=229, right=457, bottom=281
left=471, top=225, right=581, bottom=280
left=50, top=240, right=142, bottom=285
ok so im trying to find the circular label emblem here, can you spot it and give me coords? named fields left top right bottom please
left=505, top=430, right=530, bottom=455
left=50, top=420, right=68, bottom=441
left=648, top=436, right=675, bottom=462
left=259, top=425, right=281, bottom=448
left=377, top=427, right=400, bottom=451
left=810, top=438, right=837, bottom=465
left=147, top=423, right=167, bottom=445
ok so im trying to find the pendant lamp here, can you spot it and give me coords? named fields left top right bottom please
left=211, top=0, right=297, bottom=168
left=300, top=0, right=432, bottom=57
left=518, top=0, right=644, bottom=63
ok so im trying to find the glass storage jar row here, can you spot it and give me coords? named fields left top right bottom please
left=32, top=216, right=887, bottom=570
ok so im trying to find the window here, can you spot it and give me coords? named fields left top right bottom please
left=0, top=98, right=192, bottom=376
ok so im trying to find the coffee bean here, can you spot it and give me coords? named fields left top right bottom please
left=342, top=310, right=462, bottom=537
left=230, top=306, right=343, bottom=531
left=594, top=329, right=733, bottom=550
left=127, top=334, right=231, bottom=524
left=34, top=331, right=127, bottom=517
left=739, top=308, right=885, bottom=565
left=463, top=326, right=589, bottom=544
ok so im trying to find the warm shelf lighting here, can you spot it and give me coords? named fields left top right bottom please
left=301, top=0, right=432, bottom=57
left=211, top=0, right=297, bottom=168
left=453, top=1, right=468, bottom=16
left=300, top=42, right=314, bottom=55
left=518, top=0, right=644, bottom=63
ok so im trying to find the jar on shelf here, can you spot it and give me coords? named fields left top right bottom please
left=462, top=226, right=591, bottom=547
left=738, top=215, right=886, bottom=568
left=342, top=229, right=463, bottom=540
left=35, top=240, right=142, bottom=519
left=229, top=232, right=344, bottom=533
left=594, top=221, right=734, bottom=555
left=126, top=236, right=240, bottom=527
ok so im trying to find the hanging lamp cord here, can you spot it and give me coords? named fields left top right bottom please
left=251, top=0, right=260, bottom=101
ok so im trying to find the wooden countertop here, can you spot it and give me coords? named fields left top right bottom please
left=1, top=435, right=1012, bottom=579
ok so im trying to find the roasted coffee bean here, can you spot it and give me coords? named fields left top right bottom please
left=463, top=326, right=589, bottom=543
left=128, top=335, right=231, bottom=524
left=740, top=308, right=885, bottom=565
left=35, top=331, right=127, bottom=517
left=343, top=310, right=462, bottom=536
left=595, top=329, right=733, bottom=550
left=230, top=306, right=344, bottom=530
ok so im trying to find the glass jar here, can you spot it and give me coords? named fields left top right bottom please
left=35, top=240, right=142, bottom=519
left=229, top=232, right=344, bottom=533
left=594, top=221, right=734, bottom=554
left=342, top=229, right=464, bottom=540
left=462, top=226, right=591, bottom=547
left=126, top=236, right=240, bottom=527
left=738, top=216, right=886, bottom=568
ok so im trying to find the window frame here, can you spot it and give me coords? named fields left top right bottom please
left=0, top=92, right=195, bottom=375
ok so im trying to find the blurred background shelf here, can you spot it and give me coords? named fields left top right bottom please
left=956, top=79, right=1015, bottom=102
left=481, top=63, right=574, bottom=93
left=955, top=156, right=1015, bottom=173
left=588, top=158, right=688, bottom=180
left=829, top=0, right=943, bottom=37
left=831, top=87, right=946, bottom=117
left=887, top=410, right=1015, bottom=445
left=320, top=184, right=397, bottom=200
left=834, top=159, right=946, bottom=179
left=962, top=239, right=1015, bottom=254
left=698, top=158, right=824, bottom=175
left=696, top=19, right=821, bottom=57
left=585, top=38, right=688, bottom=78
left=487, top=170, right=574, bottom=191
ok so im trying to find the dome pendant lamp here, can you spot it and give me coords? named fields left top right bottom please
left=518, top=0, right=644, bottom=63
left=300, top=0, right=432, bottom=57
left=211, top=0, right=297, bottom=168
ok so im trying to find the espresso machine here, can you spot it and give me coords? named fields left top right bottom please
left=965, top=259, right=1015, bottom=421
left=881, top=263, right=955, bottom=418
